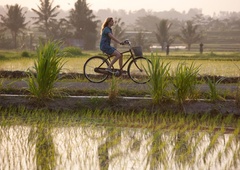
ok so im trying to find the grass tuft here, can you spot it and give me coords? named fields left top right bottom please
left=172, top=62, right=200, bottom=105
left=147, top=54, right=171, bottom=104
left=27, top=40, right=66, bottom=100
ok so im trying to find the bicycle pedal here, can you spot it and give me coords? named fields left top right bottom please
left=114, top=70, right=120, bottom=76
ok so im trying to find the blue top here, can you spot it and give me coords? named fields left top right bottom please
left=100, top=27, right=116, bottom=55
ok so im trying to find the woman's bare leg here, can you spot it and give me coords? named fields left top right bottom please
left=107, top=50, right=122, bottom=69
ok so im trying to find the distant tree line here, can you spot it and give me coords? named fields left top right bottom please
left=0, top=0, right=239, bottom=51
left=0, top=0, right=99, bottom=50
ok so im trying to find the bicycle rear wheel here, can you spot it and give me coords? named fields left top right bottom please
left=83, top=56, right=109, bottom=83
left=128, top=57, right=152, bottom=84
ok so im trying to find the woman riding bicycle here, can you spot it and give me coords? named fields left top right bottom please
left=100, top=17, right=124, bottom=74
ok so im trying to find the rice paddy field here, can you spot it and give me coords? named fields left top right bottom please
left=1, top=109, right=240, bottom=170
left=0, top=49, right=240, bottom=169
left=0, top=50, right=240, bottom=77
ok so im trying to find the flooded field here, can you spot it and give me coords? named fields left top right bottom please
left=1, top=110, right=240, bottom=170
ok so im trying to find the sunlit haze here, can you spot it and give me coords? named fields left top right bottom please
left=0, top=0, right=240, bottom=16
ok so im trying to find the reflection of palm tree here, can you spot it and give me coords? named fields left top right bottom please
left=98, top=142, right=109, bottom=170
left=146, top=131, right=168, bottom=169
left=97, top=127, right=121, bottom=170
left=29, top=124, right=56, bottom=170
left=173, top=132, right=196, bottom=167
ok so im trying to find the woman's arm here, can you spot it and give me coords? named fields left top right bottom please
left=108, top=32, right=121, bottom=44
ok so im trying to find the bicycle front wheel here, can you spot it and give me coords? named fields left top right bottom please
left=83, top=56, right=109, bottom=83
left=128, top=57, right=152, bottom=84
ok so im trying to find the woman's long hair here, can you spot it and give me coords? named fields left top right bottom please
left=101, top=17, right=113, bottom=33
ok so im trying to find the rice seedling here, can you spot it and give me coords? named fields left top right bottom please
left=27, top=40, right=66, bottom=99
left=207, top=76, right=226, bottom=101
left=147, top=54, right=171, bottom=104
left=172, top=62, right=200, bottom=105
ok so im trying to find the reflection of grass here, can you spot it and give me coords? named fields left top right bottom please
left=1, top=109, right=240, bottom=169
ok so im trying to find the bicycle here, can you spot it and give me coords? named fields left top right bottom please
left=83, top=40, right=152, bottom=84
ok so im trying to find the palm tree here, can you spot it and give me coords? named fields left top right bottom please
left=31, top=0, right=60, bottom=38
left=112, top=17, right=126, bottom=48
left=155, top=19, right=174, bottom=51
left=134, top=30, right=149, bottom=51
left=0, top=4, right=28, bottom=48
left=48, top=18, right=72, bottom=41
left=178, top=20, right=202, bottom=51
left=136, top=15, right=160, bottom=32
left=68, top=0, right=99, bottom=50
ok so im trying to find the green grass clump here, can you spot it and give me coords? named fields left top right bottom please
left=147, top=54, right=171, bottom=104
left=0, top=54, right=6, bottom=59
left=63, top=46, right=82, bottom=56
left=21, top=51, right=30, bottom=58
left=172, top=62, right=200, bottom=105
left=28, top=40, right=66, bottom=99
left=207, top=76, right=225, bottom=101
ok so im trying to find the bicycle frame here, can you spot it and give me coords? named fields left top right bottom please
left=103, top=45, right=138, bottom=71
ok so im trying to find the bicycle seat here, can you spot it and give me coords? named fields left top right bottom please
left=103, top=52, right=114, bottom=57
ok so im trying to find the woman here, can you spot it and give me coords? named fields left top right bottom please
left=100, top=17, right=123, bottom=73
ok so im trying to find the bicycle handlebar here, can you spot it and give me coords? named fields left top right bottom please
left=120, top=39, right=132, bottom=47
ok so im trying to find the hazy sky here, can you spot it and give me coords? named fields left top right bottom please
left=0, top=0, right=240, bottom=15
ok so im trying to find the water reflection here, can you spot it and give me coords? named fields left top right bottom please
left=28, top=124, right=56, bottom=170
left=0, top=125, right=240, bottom=170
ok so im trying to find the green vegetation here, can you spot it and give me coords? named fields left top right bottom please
left=147, top=54, right=171, bottom=104
left=172, top=62, right=200, bottom=105
left=0, top=109, right=240, bottom=169
left=0, top=1, right=240, bottom=168
left=0, top=51, right=240, bottom=76
left=21, top=51, right=31, bottom=57
left=147, top=55, right=204, bottom=105
left=0, top=48, right=240, bottom=169
left=207, top=77, right=225, bottom=101
left=63, top=46, right=83, bottom=56
left=28, top=41, right=65, bottom=99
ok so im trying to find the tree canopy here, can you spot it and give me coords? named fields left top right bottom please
left=155, top=19, right=174, bottom=50
left=0, top=4, right=28, bottom=48
left=31, top=0, right=60, bottom=38
left=68, top=0, right=99, bottom=50
left=178, top=20, right=202, bottom=50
